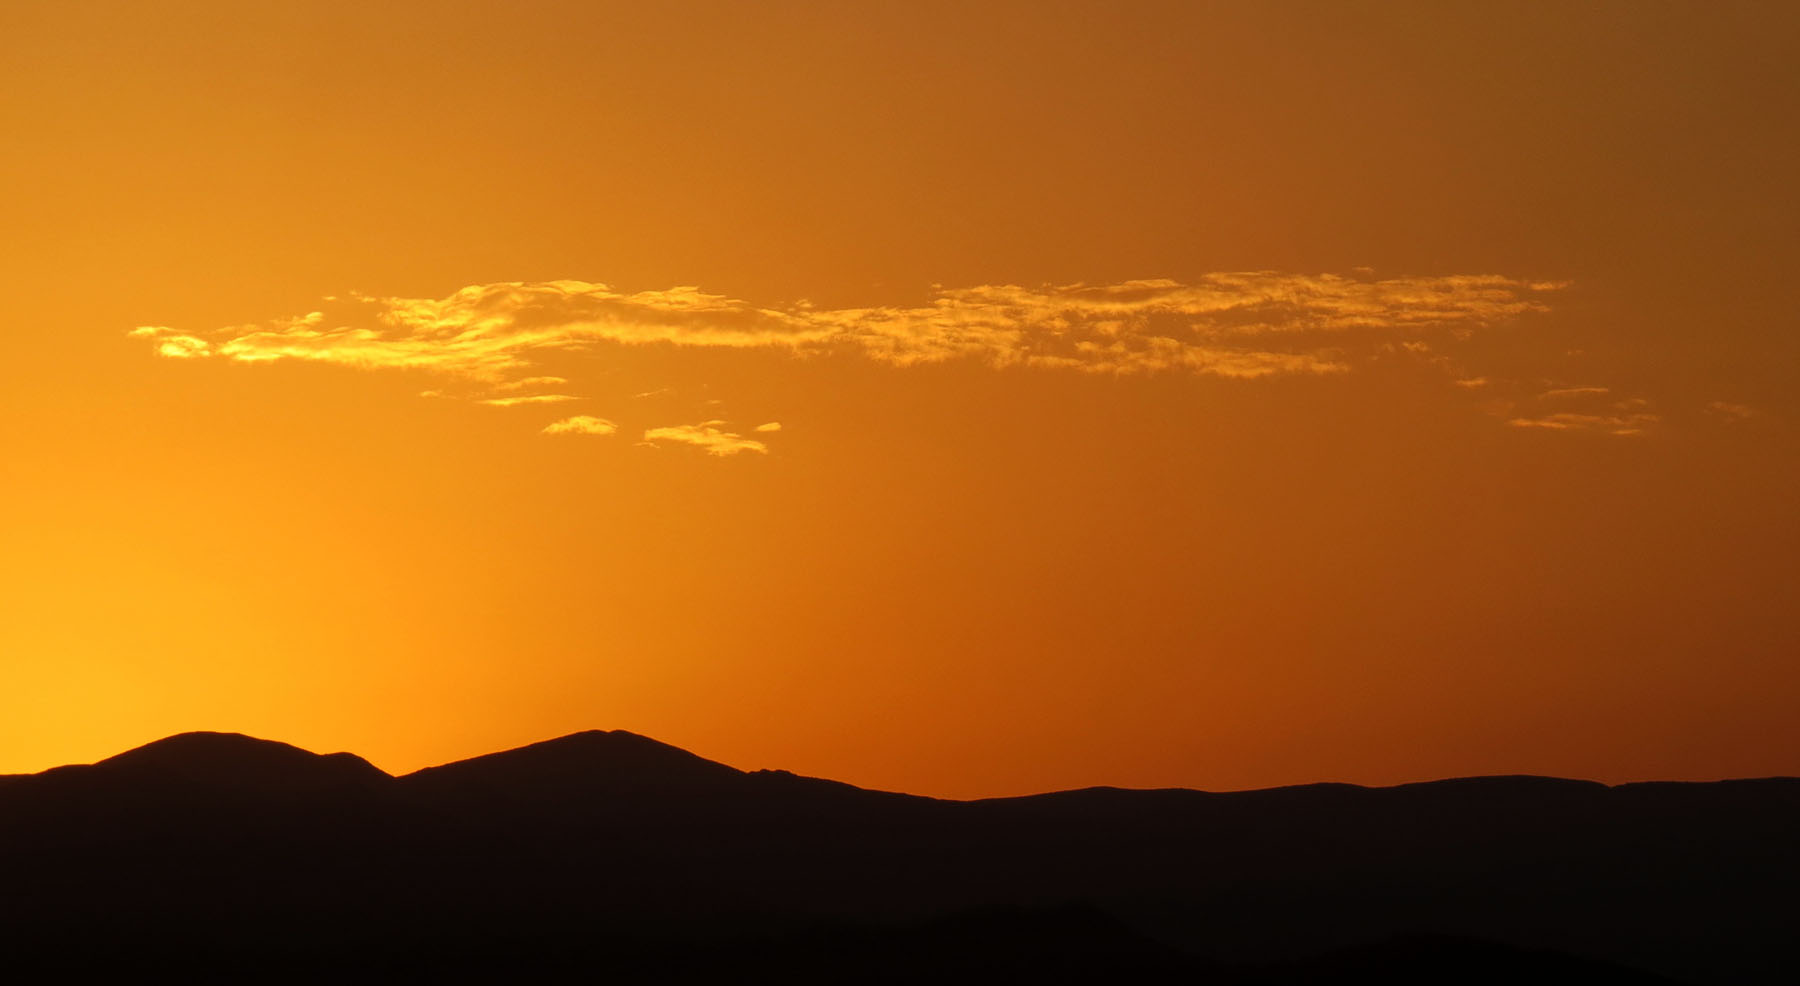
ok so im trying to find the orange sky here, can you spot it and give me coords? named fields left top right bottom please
left=3, top=1, right=1796, bottom=797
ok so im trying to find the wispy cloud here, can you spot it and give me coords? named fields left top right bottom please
left=128, top=273, right=1588, bottom=453
left=1507, top=411, right=1659, bottom=436
left=1707, top=401, right=1758, bottom=421
left=1508, top=390, right=1660, bottom=435
left=1540, top=386, right=1611, bottom=400
left=642, top=422, right=768, bottom=457
left=478, top=394, right=583, bottom=407
left=1497, top=384, right=1661, bottom=437
left=542, top=415, right=617, bottom=436
left=128, top=326, right=212, bottom=359
left=496, top=375, right=569, bottom=391
left=129, top=273, right=1563, bottom=385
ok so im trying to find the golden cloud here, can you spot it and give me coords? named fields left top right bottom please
left=129, top=326, right=212, bottom=359
left=1507, top=387, right=1659, bottom=436
left=1539, top=386, right=1612, bottom=400
left=642, top=423, right=768, bottom=457
left=478, top=394, right=584, bottom=407
left=127, top=273, right=1595, bottom=452
left=129, top=273, right=1562, bottom=385
left=1507, top=412, right=1659, bottom=436
left=1706, top=401, right=1758, bottom=421
left=541, top=416, right=618, bottom=437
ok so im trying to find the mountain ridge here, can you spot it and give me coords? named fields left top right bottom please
left=14, top=729, right=1791, bottom=799
left=2, top=729, right=1794, bottom=983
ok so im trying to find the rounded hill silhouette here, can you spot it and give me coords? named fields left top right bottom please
left=400, top=729, right=745, bottom=797
left=93, top=731, right=390, bottom=794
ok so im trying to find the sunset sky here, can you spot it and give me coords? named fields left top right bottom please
left=3, top=1, right=1796, bottom=797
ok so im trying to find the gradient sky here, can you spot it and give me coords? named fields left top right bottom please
left=3, top=1, right=1796, bottom=797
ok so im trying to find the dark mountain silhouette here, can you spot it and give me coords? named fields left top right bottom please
left=0, top=731, right=1791, bottom=984
left=93, top=730, right=391, bottom=793
left=403, top=729, right=746, bottom=794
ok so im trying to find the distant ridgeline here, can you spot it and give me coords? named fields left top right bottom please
left=1, top=730, right=1793, bottom=984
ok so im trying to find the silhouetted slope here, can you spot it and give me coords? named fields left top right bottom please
left=1, top=732, right=390, bottom=855
left=96, top=731, right=391, bottom=792
left=401, top=729, right=743, bottom=796
left=399, top=729, right=915, bottom=817
left=0, top=731, right=1792, bottom=984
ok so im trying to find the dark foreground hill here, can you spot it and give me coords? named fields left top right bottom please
left=1, top=731, right=1793, bottom=984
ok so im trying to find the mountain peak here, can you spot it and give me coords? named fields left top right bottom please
left=400, top=728, right=746, bottom=797
left=95, top=731, right=389, bottom=791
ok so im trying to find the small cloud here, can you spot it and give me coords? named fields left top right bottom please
left=642, top=423, right=768, bottom=456
left=753, top=421, right=782, bottom=432
left=1540, top=386, right=1611, bottom=400
left=130, top=326, right=212, bottom=359
left=541, top=415, right=618, bottom=436
left=1707, top=401, right=1758, bottom=421
left=479, top=394, right=583, bottom=407
left=1508, top=381, right=1658, bottom=436
left=157, top=337, right=212, bottom=359
left=1508, top=411, right=1658, bottom=436
left=1454, top=377, right=1488, bottom=389
left=495, top=376, right=569, bottom=391
left=1505, top=383, right=1658, bottom=436
left=633, top=388, right=673, bottom=400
